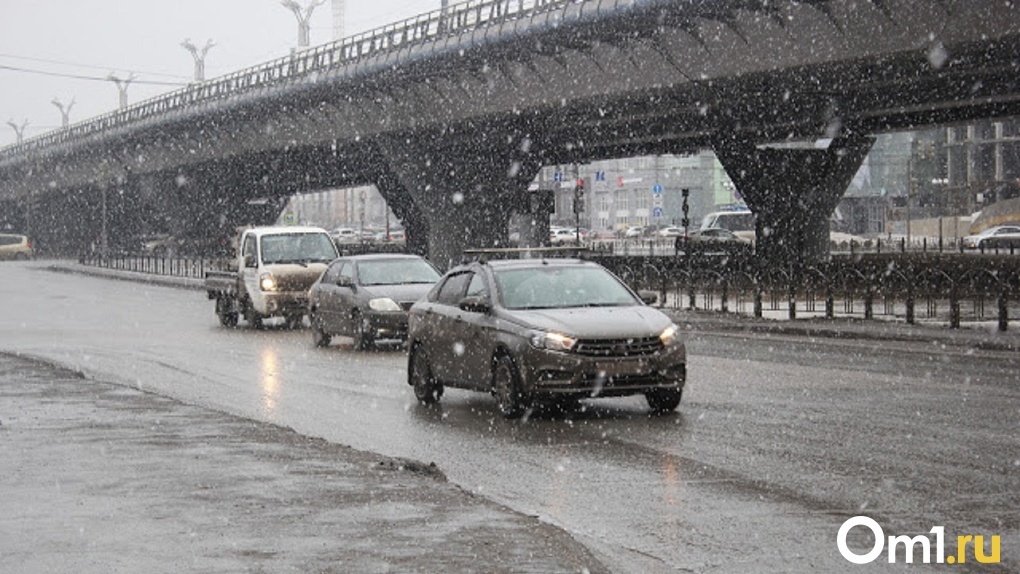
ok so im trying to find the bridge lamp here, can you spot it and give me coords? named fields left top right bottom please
left=107, top=73, right=137, bottom=110
left=51, top=97, right=75, bottom=128
left=181, top=39, right=216, bottom=82
left=281, top=0, right=326, bottom=48
left=5, top=119, right=28, bottom=145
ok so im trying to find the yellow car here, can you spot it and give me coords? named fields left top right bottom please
left=0, top=233, right=33, bottom=260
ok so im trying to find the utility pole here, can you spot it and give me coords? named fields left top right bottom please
left=281, top=0, right=326, bottom=48
left=6, top=119, right=28, bottom=144
left=181, top=38, right=215, bottom=82
left=51, top=97, right=76, bottom=128
left=107, top=73, right=137, bottom=110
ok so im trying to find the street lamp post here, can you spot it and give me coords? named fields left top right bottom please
left=51, top=97, right=75, bottom=128
left=5, top=119, right=28, bottom=144
left=181, top=39, right=216, bottom=82
left=281, top=0, right=326, bottom=48
left=107, top=73, right=137, bottom=110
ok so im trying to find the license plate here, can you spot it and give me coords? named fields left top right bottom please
left=596, top=360, right=647, bottom=377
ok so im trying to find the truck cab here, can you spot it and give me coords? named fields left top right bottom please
left=207, top=226, right=338, bottom=328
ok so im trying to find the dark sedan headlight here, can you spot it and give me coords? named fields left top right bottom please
left=368, top=297, right=401, bottom=312
left=529, top=330, right=577, bottom=352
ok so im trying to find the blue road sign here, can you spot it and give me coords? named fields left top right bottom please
left=652, top=183, right=663, bottom=195
left=652, top=206, right=664, bottom=217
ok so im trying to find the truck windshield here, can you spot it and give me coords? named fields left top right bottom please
left=260, top=233, right=338, bottom=264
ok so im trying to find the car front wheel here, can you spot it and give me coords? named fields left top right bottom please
left=409, top=345, right=443, bottom=404
left=645, top=387, right=682, bottom=414
left=492, top=353, right=529, bottom=419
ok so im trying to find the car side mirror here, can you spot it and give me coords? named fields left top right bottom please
left=458, top=296, right=490, bottom=314
left=337, top=276, right=354, bottom=289
left=638, top=290, right=658, bottom=305
left=243, top=254, right=256, bottom=268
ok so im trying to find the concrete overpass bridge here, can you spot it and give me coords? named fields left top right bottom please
left=1, top=0, right=1018, bottom=267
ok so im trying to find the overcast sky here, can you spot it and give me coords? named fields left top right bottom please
left=0, top=0, right=441, bottom=147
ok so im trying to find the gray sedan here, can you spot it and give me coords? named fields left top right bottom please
left=308, top=254, right=441, bottom=349
left=407, top=258, right=686, bottom=417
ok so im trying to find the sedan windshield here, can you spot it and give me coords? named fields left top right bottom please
left=494, top=266, right=640, bottom=310
left=358, top=258, right=441, bottom=286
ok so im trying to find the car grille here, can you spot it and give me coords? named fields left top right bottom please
left=573, top=336, right=664, bottom=357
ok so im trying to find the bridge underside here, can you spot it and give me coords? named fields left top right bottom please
left=2, top=0, right=1018, bottom=264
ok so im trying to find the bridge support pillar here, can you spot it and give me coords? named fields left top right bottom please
left=375, top=132, right=542, bottom=269
left=714, top=135, right=874, bottom=266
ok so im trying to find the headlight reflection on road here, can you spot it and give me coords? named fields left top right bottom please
left=260, top=347, right=280, bottom=416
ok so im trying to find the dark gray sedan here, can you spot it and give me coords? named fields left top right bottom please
left=407, top=258, right=686, bottom=418
left=308, top=254, right=441, bottom=349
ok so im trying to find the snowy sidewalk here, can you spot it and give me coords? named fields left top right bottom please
left=0, top=352, right=606, bottom=574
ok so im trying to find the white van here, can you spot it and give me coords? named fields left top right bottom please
left=700, top=209, right=755, bottom=242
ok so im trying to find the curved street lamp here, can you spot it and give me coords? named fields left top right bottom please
left=281, top=0, right=326, bottom=48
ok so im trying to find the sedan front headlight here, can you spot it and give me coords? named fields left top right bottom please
left=659, top=324, right=681, bottom=346
left=259, top=273, right=278, bottom=291
left=530, top=331, right=577, bottom=352
left=368, top=297, right=402, bottom=312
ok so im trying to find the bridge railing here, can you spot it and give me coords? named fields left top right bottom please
left=0, top=0, right=577, bottom=161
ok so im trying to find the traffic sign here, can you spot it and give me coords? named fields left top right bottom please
left=652, top=207, right=664, bottom=218
left=652, top=183, right=663, bottom=195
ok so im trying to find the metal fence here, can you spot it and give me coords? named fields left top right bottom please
left=78, top=253, right=231, bottom=279
left=594, top=252, right=1020, bottom=331
left=79, top=247, right=1020, bottom=331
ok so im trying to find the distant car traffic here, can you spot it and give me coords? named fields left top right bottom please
left=657, top=226, right=685, bottom=238
left=330, top=227, right=360, bottom=244
left=685, top=228, right=752, bottom=244
left=963, top=225, right=1020, bottom=249
left=308, top=254, right=441, bottom=349
left=406, top=257, right=687, bottom=417
left=0, top=233, right=33, bottom=260
left=550, top=228, right=583, bottom=244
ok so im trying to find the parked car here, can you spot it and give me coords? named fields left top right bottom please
left=550, top=228, right=583, bottom=244
left=308, top=253, right=441, bottom=349
left=963, top=225, right=1020, bottom=249
left=406, top=257, right=687, bottom=417
left=657, top=226, right=685, bottom=238
left=330, top=227, right=360, bottom=244
left=0, top=233, right=33, bottom=260
left=686, top=228, right=752, bottom=244
left=623, top=226, right=645, bottom=238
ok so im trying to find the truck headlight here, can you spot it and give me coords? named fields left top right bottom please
left=530, top=331, right=577, bottom=352
left=659, top=324, right=681, bottom=346
left=259, top=273, right=278, bottom=291
left=368, top=297, right=401, bottom=312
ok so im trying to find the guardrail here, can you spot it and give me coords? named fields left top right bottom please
left=594, top=252, right=1020, bottom=332
left=79, top=247, right=1020, bottom=332
left=1, top=0, right=575, bottom=160
left=78, top=253, right=231, bottom=279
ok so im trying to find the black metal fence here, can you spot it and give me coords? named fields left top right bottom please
left=79, top=247, right=1020, bottom=332
left=593, top=251, right=1020, bottom=332
left=78, top=253, right=231, bottom=279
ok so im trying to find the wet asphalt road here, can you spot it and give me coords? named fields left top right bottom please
left=1, top=262, right=1017, bottom=573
